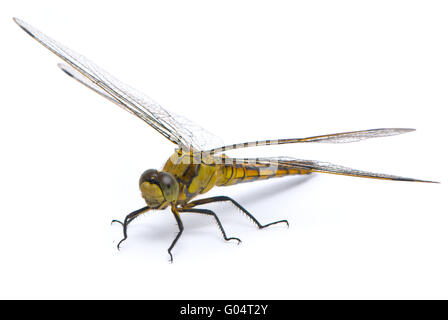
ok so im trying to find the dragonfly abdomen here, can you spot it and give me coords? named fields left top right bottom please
left=216, top=161, right=311, bottom=186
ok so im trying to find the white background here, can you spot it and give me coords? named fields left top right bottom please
left=0, top=1, right=447, bottom=299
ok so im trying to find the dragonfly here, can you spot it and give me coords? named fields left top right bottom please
left=14, top=18, right=438, bottom=262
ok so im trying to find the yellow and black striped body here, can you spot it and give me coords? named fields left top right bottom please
left=215, top=155, right=311, bottom=186
left=163, top=150, right=311, bottom=206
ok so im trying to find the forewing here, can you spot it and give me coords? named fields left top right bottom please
left=15, top=18, right=223, bottom=150
left=58, top=64, right=123, bottom=107
left=292, top=128, right=415, bottom=143
left=207, top=128, right=415, bottom=154
left=229, top=156, right=438, bottom=183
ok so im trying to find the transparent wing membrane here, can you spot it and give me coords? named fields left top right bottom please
left=14, top=18, right=437, bottom=185
left=58, top=64, right=124, bottom=107
left=228, top=156, right=438, bottom=183
left=207, top=128, right=415, bottom=154
left=14, top=18, right=223, bottom=150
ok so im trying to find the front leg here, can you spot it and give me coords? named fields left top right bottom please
left=168, top=205, right=184, bottom=263
left=111, top=206, right=150, bottom=250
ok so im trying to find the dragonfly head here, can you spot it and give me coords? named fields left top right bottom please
left=139, top=169, right=179, bottom=208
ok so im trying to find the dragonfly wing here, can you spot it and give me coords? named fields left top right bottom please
left=58, top=63, right=163, bottom=124
left=229, top=156, right=438, bottom=183
left=207, top=128, right=415, bottom=154
left=14, top=18, right=223, bottom=150
left=58, top=63, right=123, bottom=107
left=287, top=128, right=416, bottom=143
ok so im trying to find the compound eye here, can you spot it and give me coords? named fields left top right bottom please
left=158, top=172, right=179, bottom=202
left=159, top=172, right=174, bottom=188
left=139, top=169, right=158, bottom=185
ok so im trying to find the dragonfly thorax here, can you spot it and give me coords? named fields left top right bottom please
left=139, top=169, right=179, bottom=209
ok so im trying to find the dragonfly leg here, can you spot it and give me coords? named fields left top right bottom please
left=168, top=206, right=184, bottom=263
left=183, top=196, right=289, bottom=229
left=111, top=206, right=150, bottom=250
left=179, top=207, right=241, bottom=244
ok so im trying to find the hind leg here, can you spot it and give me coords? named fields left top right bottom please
left=183, top=196, right=289, bottom=229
